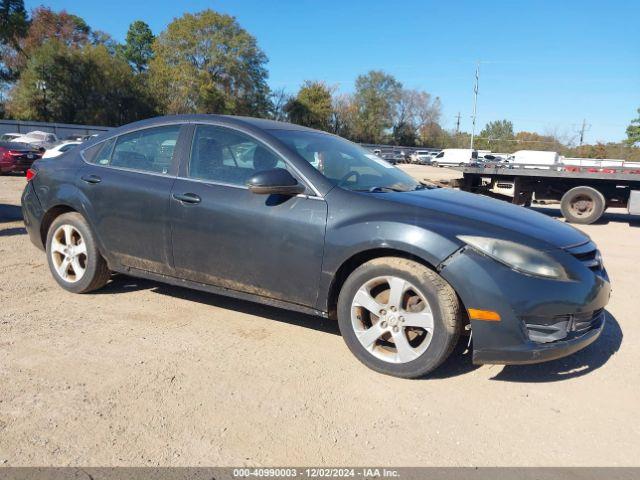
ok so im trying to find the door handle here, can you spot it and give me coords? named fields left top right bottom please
left=81, top=174, right=101, bottom=184
left=173, top=192, right=201, bottom=204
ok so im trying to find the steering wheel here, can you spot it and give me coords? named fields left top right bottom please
left=338, top=170, right=360, bottom=186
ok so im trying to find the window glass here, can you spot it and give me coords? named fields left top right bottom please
left=83, top=138, right=116, bottom=165
left=189, top=125, right=286, bottom=186
left=108, top=125, right=181, bottom=174
left=270, top=129, right=422, bottom=192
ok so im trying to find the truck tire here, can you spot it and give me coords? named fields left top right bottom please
left=560, top=186, right=606, bottom=224
left=337, top=257, right=461, bottom=378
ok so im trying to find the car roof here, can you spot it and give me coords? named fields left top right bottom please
left=0, top=141, right=36, bottom=149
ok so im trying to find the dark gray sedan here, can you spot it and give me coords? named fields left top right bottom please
left=21, top=115, right=611, bottom=378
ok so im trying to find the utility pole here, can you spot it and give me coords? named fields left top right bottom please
left=455, top=112, right=461, bottom=134
left=578, top=118, right=590, bottom=146
left=470, top=61, right=480, bottom=149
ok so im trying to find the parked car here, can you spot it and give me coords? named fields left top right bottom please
left=0, top=133, right=22, bottom=142
left=42, top=141, right=82, bottom=159
left=21, top=115, right=611, bottom=378
left=432, top=148, right=478, bottom=167
left=412, top=150, right=435, bottom=165
left=64, top=135, right=86, bottom=142
left=12, top=130, right=60, bottom=149
left=0, top=141, right=42, bottom=174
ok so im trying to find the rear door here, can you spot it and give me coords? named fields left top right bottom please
left=77, top=124, right=187, bottom=274
left=169, top=124, right=328, bottom=307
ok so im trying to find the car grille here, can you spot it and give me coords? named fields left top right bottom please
left=524, top=309, right=605, bottom=344
left=564, top=241, right=602, bottom=272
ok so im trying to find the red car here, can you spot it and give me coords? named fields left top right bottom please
left=0, top=142, right=42, bottom=175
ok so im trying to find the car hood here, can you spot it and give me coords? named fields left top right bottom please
left=380, top=187, right=589, bottom=250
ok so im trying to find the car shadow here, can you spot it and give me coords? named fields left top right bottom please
left=95, top=276, right=622, bottom=381
left=0, top=226, right=26, bottom=237
left=490, top=310, right=622, bottom=383
left=0, top=204, right=23, bottom=223
left=531, top=205, right=640, bottom=227
left=97, top=274, right=340, bottom=336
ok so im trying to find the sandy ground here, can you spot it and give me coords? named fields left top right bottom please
left=1, top=166, right=639, bottom=467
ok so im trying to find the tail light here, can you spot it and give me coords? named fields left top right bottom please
left=26, top=168, right=37, bottom=181
left=0, top=147, right=9, bottom=162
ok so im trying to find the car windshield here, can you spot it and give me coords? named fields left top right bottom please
left=270, top=129, right=423, bottom=192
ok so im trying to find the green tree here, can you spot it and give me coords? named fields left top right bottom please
left=284, top=80, right=333, bottom=131
left=478, top=119, right=515, bottom=152
left=352, top=70, right=402, bottom=143
left=122, top=21, right=154, bottom=73
left=626, top=108, right=640, bottom=146
left=6, top=40, right=155, bottom=125
left=149, top=9, right=270, bottom=117
left=0, top=0, right=28, bottom=82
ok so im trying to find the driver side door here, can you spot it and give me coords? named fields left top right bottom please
left=169, top=124, right=328, bottom=307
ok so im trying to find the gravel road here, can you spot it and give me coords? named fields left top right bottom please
left=1, top=168, right=638, bottom=466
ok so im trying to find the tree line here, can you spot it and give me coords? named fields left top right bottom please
left=0, top=1, right=638, bottom=159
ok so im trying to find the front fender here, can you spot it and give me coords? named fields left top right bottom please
left=316, top=188, right=463, bottom=312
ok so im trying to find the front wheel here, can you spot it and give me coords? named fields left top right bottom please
left=46, top=212, right=110, bottom=293
left=337, top=257, right=462, bottom=378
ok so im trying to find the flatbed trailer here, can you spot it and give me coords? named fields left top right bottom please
left=453, top=163, right=640, bottom=224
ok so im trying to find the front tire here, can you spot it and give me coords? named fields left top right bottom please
left=46, top=212, right=110, bottom=293
left=337, top=257, right=461, bottom=378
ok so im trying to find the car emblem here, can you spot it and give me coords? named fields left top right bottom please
left=27, top=154, right=35, bottom=159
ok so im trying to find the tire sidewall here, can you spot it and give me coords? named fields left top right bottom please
left=337, top=261, right=457, bottom=378
left=46, top=213, right=103, bottom=293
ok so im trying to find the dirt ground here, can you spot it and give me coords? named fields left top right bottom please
left=1, top=166, right=639, bottom=467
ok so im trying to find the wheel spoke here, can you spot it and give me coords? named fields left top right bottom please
left=355, top=323, right=385, bottom=349
left=393, top=330, right=419, bottom=363
left=62, top=225, right=74, bottom=246
left=353, top=287, right=384, bottom=315
left=403, top=311, right=434, bottom=331
left=71, top=257, right=85, bottom=278
left=50, top=238, right=65, bottom=255
left=59, top=257, right=71, bottom=280
left=73, top=241, right=87, bottom=256
left=387, top=277, right=406, bottom=309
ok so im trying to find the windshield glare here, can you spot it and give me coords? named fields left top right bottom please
left=269, top=129, right=422, bottom=192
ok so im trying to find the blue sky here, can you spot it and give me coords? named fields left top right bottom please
left=28, top=0, right=639, bottom=143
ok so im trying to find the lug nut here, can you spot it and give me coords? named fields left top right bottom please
left=392, top=326, right=399, bottom=333
left=379, top=309, right=387, bottom=316
left=380, top=321, right=388, bottom=328
left=399, top=316, right=405, bottom=323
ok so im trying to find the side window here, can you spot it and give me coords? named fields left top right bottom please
left=108, top=125, right=181, bottom=174
left=189, top=125, right=286, bottom=186
left=83, top=137, right=116, bottom=165
left=435, top=152, right=444, bottom=158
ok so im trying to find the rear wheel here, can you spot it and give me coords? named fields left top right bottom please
left=560, top=186, right=606, bottom=224
left=337, top=257, right=461, bottom=378
left=46, top=212, right=110, bottom=293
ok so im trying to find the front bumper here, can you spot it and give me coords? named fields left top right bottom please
left=439, top=247, right=610, bottom=365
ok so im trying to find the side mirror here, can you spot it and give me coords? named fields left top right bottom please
left=247, top=168, right=306, bottom=196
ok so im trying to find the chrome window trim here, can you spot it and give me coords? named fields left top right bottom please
left=175, top=175, right=324, bottom=200
left=185, top=123, right=323, bottom=198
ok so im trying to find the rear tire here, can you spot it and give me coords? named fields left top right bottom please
left=560, top=186, right=606, bottom=224
left=337, top=257, right=461, bottom=378
left=46, top=212, right=110, bottom=293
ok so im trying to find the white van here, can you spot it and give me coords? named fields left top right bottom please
left=508, top=150, right=559, bottom=167
left=432, top=149, right=477, bottom=167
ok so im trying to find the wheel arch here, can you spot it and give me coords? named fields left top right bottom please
left=325, top=247, right=441, bottom=320
left=40, top=204, right=79, bottom=247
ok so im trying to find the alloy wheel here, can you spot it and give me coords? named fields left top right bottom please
left=50, top=224, right=88, bottom=283
left=350, top=275, right=434, bottom=364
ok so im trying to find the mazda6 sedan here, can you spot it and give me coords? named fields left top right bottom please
left=21, top=115, right=611, bottom=378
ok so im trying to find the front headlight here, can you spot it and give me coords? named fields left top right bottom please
left=458, top=235, right=568, bottom=280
